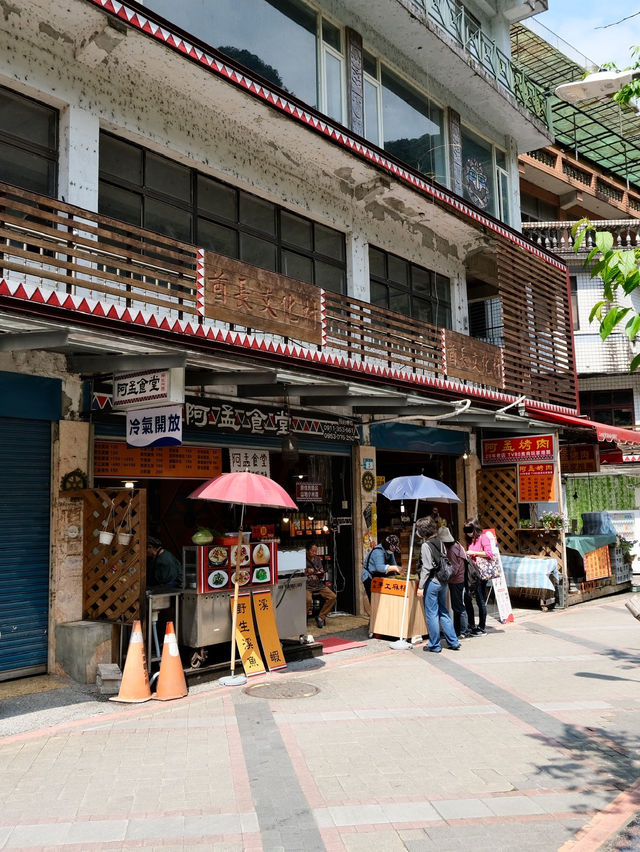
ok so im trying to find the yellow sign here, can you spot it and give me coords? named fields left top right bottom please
left=371, top=576, right=406, bottom=597
left=252, top=591, right=286, bottom=672
left=230, top=594, right=265, bottom=677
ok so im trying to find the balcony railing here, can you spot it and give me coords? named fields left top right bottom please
left=408, top=0, right=550, bottom=129
left=522, top=220, right=640, bottom=256
left=0, top=181, right=574, bottom=407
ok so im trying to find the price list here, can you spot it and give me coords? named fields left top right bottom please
left=94, top=441, right=222, bottom=479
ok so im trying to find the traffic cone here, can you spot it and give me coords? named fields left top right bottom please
left=110, top=620, right=151, bottom=703
left=153, top=622, right=188, bottom=701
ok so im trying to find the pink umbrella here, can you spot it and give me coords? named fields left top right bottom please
left=188, top=472, right=297, bottom=685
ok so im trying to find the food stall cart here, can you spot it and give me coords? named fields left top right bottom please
left=181, top=538, right=307, bottom=656
left=369, top=576, right=427, bottom=638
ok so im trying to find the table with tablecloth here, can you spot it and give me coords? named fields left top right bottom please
left=501, top=555, right=559, bottom=592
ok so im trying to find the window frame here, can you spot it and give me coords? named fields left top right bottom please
left=98, top=131, right=346, bottom=293
left=579, top=388, right=634, bottom=428
left=0, top=85, right=58, bottom=197
left=369, top=245, right=452, bottom=328
left=460, top=123, right=509, bottom=220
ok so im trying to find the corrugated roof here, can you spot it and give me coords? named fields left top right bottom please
left=511, top=22, right=640, bottom=190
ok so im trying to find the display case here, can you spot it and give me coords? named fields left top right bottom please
left=183, top=539, right=278, bottom=594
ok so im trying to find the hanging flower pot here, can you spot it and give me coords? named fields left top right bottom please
left=117, top=496, right=133, bottom=547
left=117, top=532, right=132, bottom=546
left=99, top=530, right=115, bottom=545
left=98, top=499, right=117, bottom=545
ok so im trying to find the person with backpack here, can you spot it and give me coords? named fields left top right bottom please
left=437, top=526, right=470, bottom=641
left=416, top=516, right=460, bottom=653
left=463, top=518, right=494, bottom=636
left=361, top=533, right=401, bottom=602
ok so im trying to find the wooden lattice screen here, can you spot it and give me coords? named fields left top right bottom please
left=476, top=466, right=519, bottom=554
left=82, top=488, right=147, bottom=623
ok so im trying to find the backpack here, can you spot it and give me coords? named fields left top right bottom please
left=426, top=539, right=454, bottom=584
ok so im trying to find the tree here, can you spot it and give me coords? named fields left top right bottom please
left=571, top=219, right=640, bottom=372
left=603, top=46, right=640, bottom=106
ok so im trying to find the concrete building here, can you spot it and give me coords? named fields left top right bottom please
left=0, top=0, right=587, bottom=681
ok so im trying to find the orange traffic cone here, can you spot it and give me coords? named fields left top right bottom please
left=153, top=622, right=188, bottom=701
left=110, top=620, right=151, bottom=703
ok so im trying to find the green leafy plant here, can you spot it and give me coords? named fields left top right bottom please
left=539, top=511, right=566, bottom=531
left=571, top=219, right=640, bottom=372
left=620, top=538, right=637, bottom=564
left=519, top=519, right=532, bottom=529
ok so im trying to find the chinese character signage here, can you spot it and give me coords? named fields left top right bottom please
left=230, top=594, right=265, bottom=677
left=230, top=448, right=270, bottom=477
left=295, top=481, right=323, bottom=501
left=482, top=435, right=554, bottom=465
left=559, top=444, right=598, bottom=473
left=203, top=251, right=324, bottom=345
left=126, top=404, right=182, bottom=448
left=443, top=329, right=503, bottom=388
left=94, top=440, right=222, bottom=479
left=518, top=463, right=556, bottom=503
left=185, top=397, right=359, bottom=443
left=252, top=591, right=286, bottom=672
left=112, top=368, right=184, bottom=410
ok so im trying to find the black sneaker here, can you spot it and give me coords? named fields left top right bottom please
left=471, top=627, right=487, bottom=636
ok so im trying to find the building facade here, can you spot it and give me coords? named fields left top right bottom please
left=0, top=0, right=581, bottom=680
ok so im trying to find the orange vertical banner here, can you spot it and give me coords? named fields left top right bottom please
left=252, top=590, right=287, bottom=672
left=230, top=594, right=265, bottom=677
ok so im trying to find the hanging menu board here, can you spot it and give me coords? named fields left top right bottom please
left=518, top=463, right=556, bottom=503
left=94, top=440, right=222, bottom=479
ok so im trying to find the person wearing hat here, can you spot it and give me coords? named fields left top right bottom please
left=146, top=536, right=183, bottom=588
left=415, top=516, right=460, bottom=653
left=361, top=532, right=401, bottom=603
left=437, top=526, right=470, bottom=641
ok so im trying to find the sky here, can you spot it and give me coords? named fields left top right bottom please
left=533, top=4, right=640, bottom=70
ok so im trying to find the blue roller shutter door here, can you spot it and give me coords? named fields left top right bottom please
left=0, top=418, right=51, bottom=678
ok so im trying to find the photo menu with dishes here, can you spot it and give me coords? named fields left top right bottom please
left=193, top=540, right=278, bottom=594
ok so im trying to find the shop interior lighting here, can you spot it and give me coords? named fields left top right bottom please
left=282, top=514, right=290, bottom=523
left=122, top=480, right=137, bottom=489
left=322, top=523, right=329, bottom=533
left=400, top=501, right=405, bottom=513
left=462, top=452, right=469, bottom=460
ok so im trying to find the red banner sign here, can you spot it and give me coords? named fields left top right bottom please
left=559, top=444, right=598, bottom=473
left=518, top=463, right=556, bottom=503
left=482, top=435, right=554, bottom=465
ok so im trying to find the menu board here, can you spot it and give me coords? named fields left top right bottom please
left=559, top=444, right=598, bottom=473
left=188, top=541, right=278, bottom=594
left=482, top=435, right=554, bottom=465
left=94, top=440, right=222, bottom=479
left=518, top=463, right=556, bottom=503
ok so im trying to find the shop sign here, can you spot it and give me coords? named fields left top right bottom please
left=231, top=594, right=265, bottom=677
left=482, top=434, right=554, bottom=465
left=252, top=591, right=286, bottom=671
left=230, top=447, right=270, bottom=477
left=94, top=440, right=222, bottom=479
left=559, top=444, right=598, bottom=473
left=443, top=329, right=503, bottom=388
left=185, top=397, right=359, bottom=443
left=112, top=368, right=184, bottom=410
left=203, top=251, right=324, bottom=345
left=295, top=481, right=323, bottom=501
left=518, top=463, right=556, bottom=503
left=126, top=404, right=182, bottom=448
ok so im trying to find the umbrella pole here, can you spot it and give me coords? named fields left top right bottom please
left=389, top=499, right=420, bottom=651
left=220, top=504, right=248, bottom=687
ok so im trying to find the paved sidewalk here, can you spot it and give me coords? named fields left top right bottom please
left=1, top=595, right=640, bottom=850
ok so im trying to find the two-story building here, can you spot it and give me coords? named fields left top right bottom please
left=0, top=0, right=583, bottom=680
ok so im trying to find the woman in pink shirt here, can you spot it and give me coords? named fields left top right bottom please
left=463, top=518, right=494, bottom=636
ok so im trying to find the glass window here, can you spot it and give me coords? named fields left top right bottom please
left=146, top=152, right=191, bottom=202
left=145, top=197, right=192, bottom=241
left=364, top=77, right=380, bottom=146
left=282, top=249, right=313, bottom=283
left=324, top=50, right=343, bottom=123
left=322, top=18, right=341, bottom=52
left=100, top=135, right=142, bottom=184
left=239, top=193, right=276, bottom=235
left=369, top=245, right=451, bottom=327
left=197, top=175, right=237, bottom=222
left=144, top=0, right=318, bottom=106
left=99, top=182, right=142, bottom=226
left=99, top=131, right=346, bottom=292
left=0, top=86, right=58, bottom=196
left=281, top=211, right=312, bottom=249
left=579, top=389, right=634, bottom=428
left=461, top=127, right=494, bottom=213
left=197, top=216, right=238, bottom=258
left=381, top=67, right=445, bottom=183
left=363, top=51, right=377, bottom=78
left=570, top=275, right=579, bottom=331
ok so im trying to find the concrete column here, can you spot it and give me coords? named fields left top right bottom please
left=58, top=105, right=100, bottom=210
left=50, top=419, right=91, bottom=672
left=505, top=134, right=521, bottom=231
left=346, top=230, right=369, bottom=300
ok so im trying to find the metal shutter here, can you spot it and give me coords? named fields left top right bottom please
left=0, top=418, right=51, bottom=679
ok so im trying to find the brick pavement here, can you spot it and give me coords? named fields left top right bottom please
left=1, top=595, right=640, bottom=850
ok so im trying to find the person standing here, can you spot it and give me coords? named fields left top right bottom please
left=463, top=518, right=493, bottom=636
left=146, top=536, right=183, bottom=588
left=437, top=526, right=469, bottom=640
left=416, top=517, right=460, bottom=653
left=305, top=543, right=337, bottom=628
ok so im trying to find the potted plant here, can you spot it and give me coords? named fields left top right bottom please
left=620, top=538, right=636, bottom=564
left=519, top=519, right=532, bottom=529
left=539, top=511, right=566, bottom=531
left=99, top=500, right=116, bottom=545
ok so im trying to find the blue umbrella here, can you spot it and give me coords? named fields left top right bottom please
left=377, top=474, right=461, bottom=649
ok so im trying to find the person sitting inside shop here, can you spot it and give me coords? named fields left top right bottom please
left=146, top=536, right=183, bottom=589
left=305, top=543, right=337, bottom=629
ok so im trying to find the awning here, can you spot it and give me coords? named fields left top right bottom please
left=524, top=404, right=640, bottom=447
